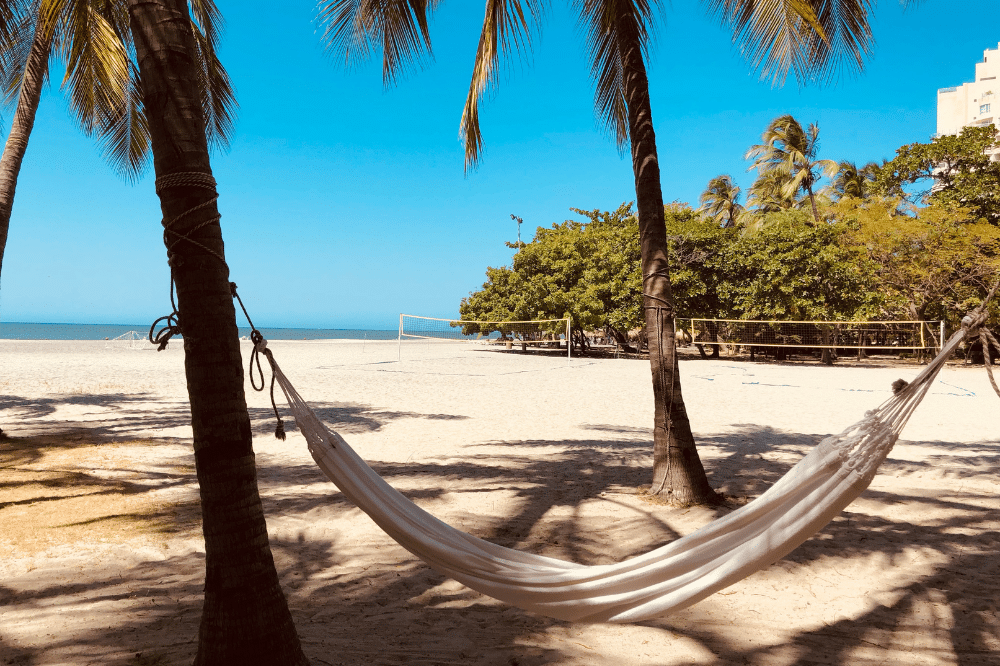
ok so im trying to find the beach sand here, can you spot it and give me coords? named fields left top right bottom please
left=1, top=339, right=997, bottom=665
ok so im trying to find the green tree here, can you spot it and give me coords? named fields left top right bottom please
left=573, top=202, right=644, bottom=348
left=663, top=204, right=732, bottom=320
left=0, top=0, right=235, bottom=287
left=125, top=1, right=306, bottom=663
left=461, top=203, right=739, bottom=356
left=873, top=125, right=1000, bottom=225
left=722, top=211, right=880, bottom=363
left=743, top=168, right=800, bottom=229
left=723, top=212, right=879, bottom=321
left=461, top=202, right=643, bottom=351
left=699, top=174, right=744, bottom=228
left=462, top=217, right=605, bottom=346
left=837, top=197, right=1000, bottom=334
left=745, top=114, right=838, bottom=225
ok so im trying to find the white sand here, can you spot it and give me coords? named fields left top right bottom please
left=1, top=339, right=997, bottom=665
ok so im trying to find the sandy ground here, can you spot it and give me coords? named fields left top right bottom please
left=1, top=338, right=998, bottom=666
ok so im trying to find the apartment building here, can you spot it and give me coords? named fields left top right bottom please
left=937, top=42, right=1000, bottom=160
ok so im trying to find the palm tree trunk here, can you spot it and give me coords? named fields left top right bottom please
left=126, top=2, right=308, bottom=664
left=618, top=16, right=717, bottom=505
left=0, top=21, right=52, bottom=284
left=807, top=185, right=820, bottom=224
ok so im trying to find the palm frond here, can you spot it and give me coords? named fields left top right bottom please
left=188, top=0, right=237, bottom=151
left=0, top=0, right=29, bottom=45
left=704, top=0, right=875, bottom=85
left=460, top=0, right=546, bottom=171
left=46, top=0, right=235, bottom=179
left=573, top=0, right=661, bottom=151
left=803, top=0, right=875, bottom=83
left=56, top=0, right=131, bottom=137
left=318, top=0, right=439, bottom=86
left=0, top=0, right=35, bottom=101
left=95, top=57, right=149, bottom=178
left=3, top=0, right=54, bottom=109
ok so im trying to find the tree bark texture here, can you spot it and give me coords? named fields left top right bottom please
left=126, top=1, right=308, bottom=664
left=807, top=185, right=820, bottom=225
left=0, top=21, right=52, bottom=284
left=617, top=16, right=716, bottom=504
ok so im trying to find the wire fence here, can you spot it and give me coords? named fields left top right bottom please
left=676, top=318, right=944, bottom=356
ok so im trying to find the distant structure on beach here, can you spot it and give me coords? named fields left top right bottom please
left=937, top=42, right=1000, bottom=161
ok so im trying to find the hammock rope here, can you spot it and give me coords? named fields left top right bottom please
left=252, top=308, right=994, bottom=623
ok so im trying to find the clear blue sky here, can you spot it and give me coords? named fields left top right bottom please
left=0, top=1, right=996, bottom=329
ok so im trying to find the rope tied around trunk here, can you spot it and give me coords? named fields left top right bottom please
left=147, top=171, right=288, bottom=437
left=155, top=171, right=225, bottom=266
left=147, top=171, right=226, bottom=350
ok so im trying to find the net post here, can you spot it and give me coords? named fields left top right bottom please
left=939, top=320, right=945, bottom=352
left=566, top=318, right=571, bottom=361
left=397, top=314, right=403, bottom=361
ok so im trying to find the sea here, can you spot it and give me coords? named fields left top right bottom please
left=0, top=322, right=400, bottom=341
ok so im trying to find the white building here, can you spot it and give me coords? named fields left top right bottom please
left=937, top=42, right=1000, bottom=160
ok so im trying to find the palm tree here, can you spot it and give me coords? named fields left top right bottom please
left=740, top=168, right=801, bottom=229
left=831, top=159, right=879, bottom=200
left=0, top=0, right=235, bottom=288
left=745, top=114, right=838, bottom=225
left=748, top=167, right=799, bottom=209
left=699, top=174, right=743, bottom=228
left=318, top=0, right=883, bottom=503
left=121, top=1, right=307, bottom=663
left=458, top=0, right=887, bottom=502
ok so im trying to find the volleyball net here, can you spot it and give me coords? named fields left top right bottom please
left=676, top=318, right=944, bottom=354
left=104, top=330, right=160, bottom=350
left=398, top=315, right=572, bottom=358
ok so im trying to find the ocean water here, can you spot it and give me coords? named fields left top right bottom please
left=0, top=322, right=399, bottom=341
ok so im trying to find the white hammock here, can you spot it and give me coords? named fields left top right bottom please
left=259, top=325, right=972, bottom=623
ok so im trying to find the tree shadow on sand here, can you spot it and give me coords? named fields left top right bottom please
left=3, top=410, right=997, bottom=665
left=263, top=425, right=998, bottom=665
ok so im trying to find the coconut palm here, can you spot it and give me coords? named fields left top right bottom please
left=699, top=174, right=744, bottom=228
left=113, top=0, right=910, bottom=657
left=747, top=168, right=798, bottom=211
left=122, top=2, right=308, bottom=664
left=831, top=159, right=879, bottom=200
left=458, top=0, right=887, bottom=502
left=0, top=0, right=235, bottom=288
left=745, top=114, right=838, bottom=224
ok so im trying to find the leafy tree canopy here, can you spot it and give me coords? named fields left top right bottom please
left=837, top=197, right=1000, bottom=329
left=873, top=125, right=1000, bottom=225
left=460, top=205, right=636, bottom=341
left=721, top=211, right=880, bottom=321
left=663, top=205, right=733, bottom=319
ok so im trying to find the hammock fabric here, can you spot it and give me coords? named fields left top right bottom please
left=258, top=321, right=979, bottom=623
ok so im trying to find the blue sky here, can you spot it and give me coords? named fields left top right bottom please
left=0, top=1, right=996, bottom=329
